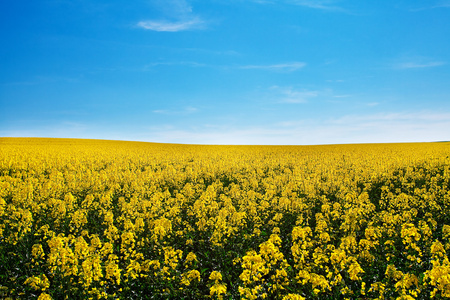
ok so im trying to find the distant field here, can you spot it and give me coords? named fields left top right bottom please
left=1, top=138, right=450, bottom=299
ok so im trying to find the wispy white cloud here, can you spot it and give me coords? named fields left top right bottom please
left=137, top=0, right=205, bottom=32
left=240, top=62, right=306, bottom=72
left=163, top=0, right=193, bottom=16
left=408, top=1, right=450, bottom=11
left=137, top=18, right=204, bottom=32
left=434, top=0, right=450, bottom=8
left=270, top=86, right=319, bottom=103
left=325, top=112, right=450, bottom=142
left=267, top=86, right=354, bottom=104
left=390, top=55, right=446, bottom=69
left=395, top=61, right=446, bottom=69
left=287, top=0, right=344, bottom=11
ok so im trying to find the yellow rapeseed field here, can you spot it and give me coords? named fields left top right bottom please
left=1, top=137, right=450, bottom=299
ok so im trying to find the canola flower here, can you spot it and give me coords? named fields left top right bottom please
left=1, top=138, right=450, bottom=299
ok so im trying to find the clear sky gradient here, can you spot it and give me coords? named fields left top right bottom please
left=1, top=0, right=450, bottom=145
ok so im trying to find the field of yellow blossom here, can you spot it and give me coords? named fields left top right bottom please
left=1, top=137, right=450, bottom=299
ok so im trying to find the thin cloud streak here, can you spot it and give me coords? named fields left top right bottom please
left=390, top=55, right=446, bottom=69
left=137, top=18, right=204, bottom=32
left=162, top=0, right=193, bottom=16
left=271, top=86, right=319, bottom=103
left=409, top=1, right=450, bottom=11
left=286, top=0, right=347, bottom=12
left=138, top=0, right=205, bottom=32
left=395, top=61, right=446, bottom=69
left=269, top=86, right=333, bottom=104
left=434, top=1, right=450, bottom=8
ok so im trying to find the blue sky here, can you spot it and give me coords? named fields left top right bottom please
left=1, top=0, right=450, bottom=145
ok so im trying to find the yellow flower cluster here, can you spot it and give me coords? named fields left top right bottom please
left=1, top=138, right=450, bottom=299
left=209, top=271, right=227, bottom=299
left=239, top=234, right=290, bottom=299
